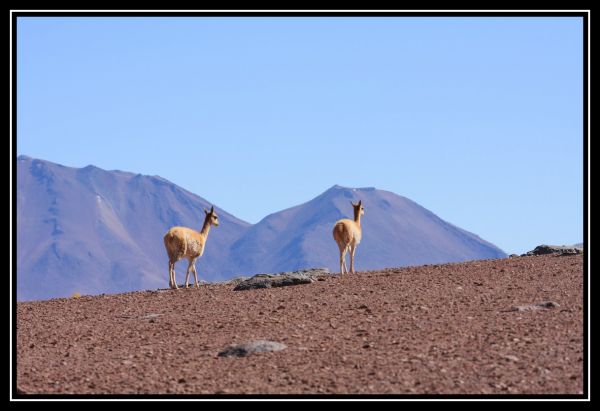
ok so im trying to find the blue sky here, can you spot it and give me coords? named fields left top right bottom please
left=16, top=16, right=584, bottom=254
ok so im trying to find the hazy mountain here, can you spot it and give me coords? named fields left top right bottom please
left=16, top=156, right=506, bottom=301
left=16, top=156, right=250, bottom=301
left=230, top=185, right=506, bottom=275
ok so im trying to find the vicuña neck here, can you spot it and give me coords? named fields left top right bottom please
left=353, top=210, right=362, bottom=227
left=200, top=217, right=212, bottom=237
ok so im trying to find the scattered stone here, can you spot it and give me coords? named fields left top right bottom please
left=509, top=254, right=519, bottom=258
left=217, top=340, right=287, bottom=357
left=522, top=245, right=582, bottom=257
left=503, top=301, right=560, bottom=312
left=537, top=301, right=560, bottom=309
left=141, top=313, right=162, bottom=319
left=233, top=268, right=331, bottom=291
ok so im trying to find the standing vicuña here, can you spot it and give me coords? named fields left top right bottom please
left=332, top=200, right=365, bottom=274
left=163, top=206, right=219, bottom=289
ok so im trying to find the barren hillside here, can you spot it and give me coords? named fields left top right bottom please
left=16, top=254, right=584, bottom=395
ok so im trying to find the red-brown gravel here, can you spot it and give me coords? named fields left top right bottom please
left=16, top=254, right=585, bottom=395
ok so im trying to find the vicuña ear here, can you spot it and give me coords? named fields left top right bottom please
left=358, top=200, right=362, bottom=206
left=204, top=208, right=209, bottom=215
left=210, top=205, right=214, bottom=213
left=350, top=201, right=356, bottom=207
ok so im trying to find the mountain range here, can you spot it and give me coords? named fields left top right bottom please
left=16, top=155, right=506, bottom=301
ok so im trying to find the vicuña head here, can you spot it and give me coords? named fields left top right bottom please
left=332, top=200, right=365, bottom=274
left=163, top=205, right=220, bottom=289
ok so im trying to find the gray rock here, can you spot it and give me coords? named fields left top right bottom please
left=140, top=313, right=162, bottom=319
left=218, top=340, right=287, bottom=357
left=537, top=301, right=560, bottom=309
left=523, top=245, right=583, bottom=256
left=233, top=268, right=332, bottom=291
left=503, top=301, right=560, bottom=312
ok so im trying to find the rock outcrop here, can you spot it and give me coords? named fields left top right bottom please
left=523, top=245, right=583, bottom=256
left=233, top=268, right=332, bottom=291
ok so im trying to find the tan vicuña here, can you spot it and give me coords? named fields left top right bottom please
left=163, top=206, right=219, bottom=289
left=332, top=200, right=364, bottom=274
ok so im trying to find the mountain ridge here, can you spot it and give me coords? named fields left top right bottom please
left=229, top=184, right=506, bottom=276
left=16, top=155, right=506, bottom=301
left=17, top=155, right=250, bottom=301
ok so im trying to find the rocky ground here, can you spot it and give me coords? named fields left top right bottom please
left=15, top=254, right=585, bottom=395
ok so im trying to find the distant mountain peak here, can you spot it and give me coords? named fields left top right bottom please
left=16, top=157, right=251, bottom=301
left=230, top=182, right=506, bottom=277
left=329, top=184, right=377, bottom=192
left=82, top=164, right=101, bottom=171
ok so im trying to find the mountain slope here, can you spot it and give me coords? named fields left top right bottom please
left=16, top=156, right=506, bottom=301
left=16, top=156, right=250, bottom=301
left=229, top=185, right=506, bottom=275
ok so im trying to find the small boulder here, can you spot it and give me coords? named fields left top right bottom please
left=218, top=340, right=287, bottom=357
left=537, top=301, right=560, bottom=309
left=523, top=245, right=582, bottom=256
left=503, top=301, right=560, bottom=312
left=233, top=268, right=331, bottom=291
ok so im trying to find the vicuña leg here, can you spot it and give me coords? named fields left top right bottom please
left=341, top=245, right=350, bottom=275
left=192, top=259, right=200, bottom=288
left=184, top=259, right=193, bottom=288
left=350, top=244, right=357, bottom=274
left=344, top=245, right=350, bottom=274
left=169, top=261, right=178, bottom=289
